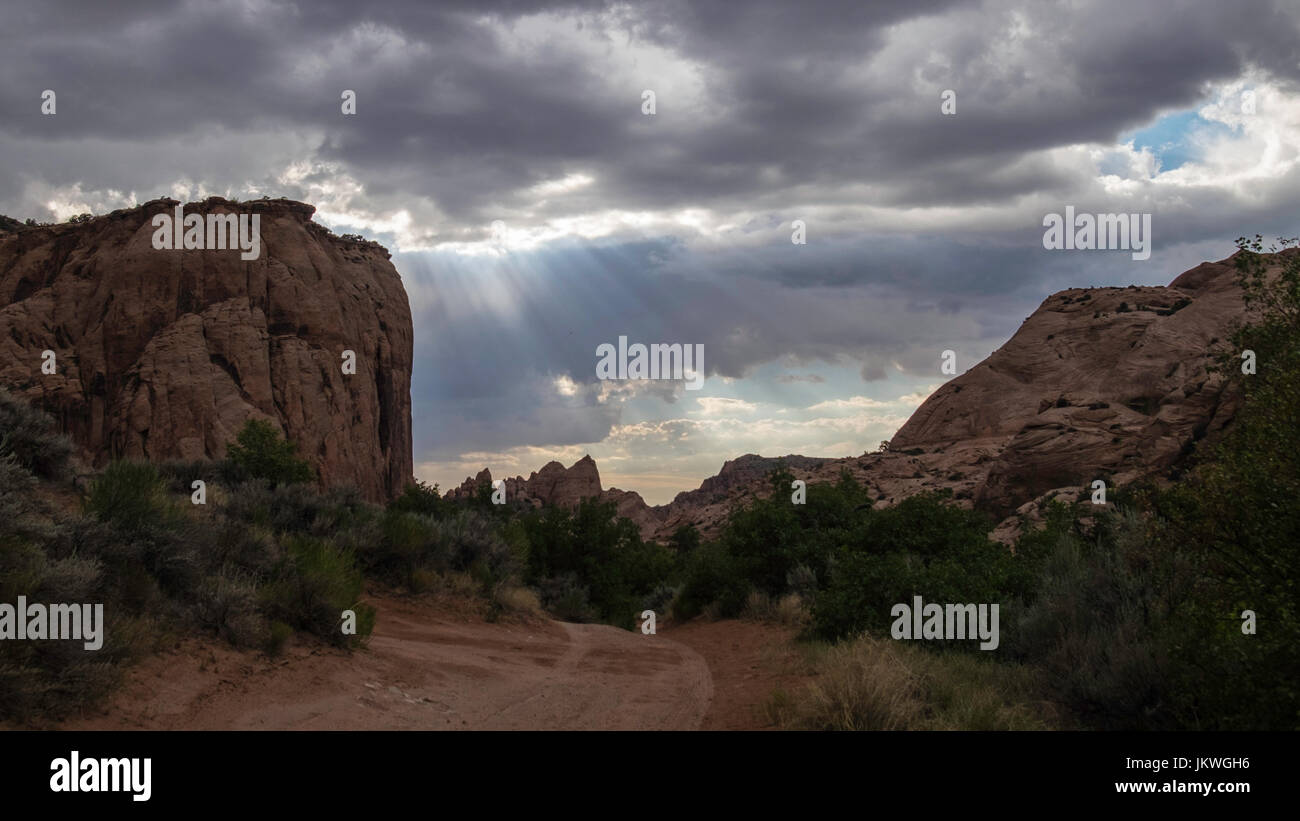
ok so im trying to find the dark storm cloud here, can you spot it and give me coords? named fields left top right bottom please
left=3, top=0, right=1298, bottom=226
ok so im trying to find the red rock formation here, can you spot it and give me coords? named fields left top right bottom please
left=0, top=198, right=413, bottom=501
left=448, top=455, right=663, bottom=526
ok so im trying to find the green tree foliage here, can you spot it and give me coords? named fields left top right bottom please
left=813, top=491, right=1027, bottom=641
left=673, top=465, right=1027, bottom=640
left=389, top=479, right=446, bottom=519
left=519, top=497, right=673, bottom=628
left=1143, top=236, right=1300, bottom=728
left=669, top=523, right=701, bottom=556
left=224, top=418, right=314, bottom=487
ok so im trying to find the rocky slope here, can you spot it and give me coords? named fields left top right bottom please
left=0, top=198, right=413, bottom=501
left=453, top=250, right=1281, bottom=542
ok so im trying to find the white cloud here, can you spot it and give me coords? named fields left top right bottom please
left=693, top=396, right=757, bottom=415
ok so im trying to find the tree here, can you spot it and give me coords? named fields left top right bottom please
left=669, top=524, right=701, bottom=556
left=1148, top=235, right=1300, bottom=728
left=225, top=418, right=314, bottom=486
left=390, top=480, right=444, bottom=518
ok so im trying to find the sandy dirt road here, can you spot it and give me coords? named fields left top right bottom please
left=61, top=597, right=716, bottom=731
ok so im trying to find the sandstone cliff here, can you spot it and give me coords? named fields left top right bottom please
left=451, top=250, right=1282, bottom=542
left=0, top=198, right=413, bottom=501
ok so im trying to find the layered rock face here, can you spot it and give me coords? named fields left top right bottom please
left=452, top=250, right=1280, bottom=542
left=0, top=198, right=413, bottom=501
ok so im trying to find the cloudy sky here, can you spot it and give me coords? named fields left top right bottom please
left=3, top=0, right=1299, bottom=502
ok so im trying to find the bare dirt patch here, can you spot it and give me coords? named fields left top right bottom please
left=60, top=594, right=715, bottom=731
left=662, top=619, right=810, bottom=730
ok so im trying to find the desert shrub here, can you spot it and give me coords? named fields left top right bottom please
left=265, top=621, right=293, bottom=656
left=207, top=521, right=282, bottom=577
left=220, top=480, right=369, bottom=536
left=260, top=535, right=373, bottom=647
left=1005, top=507, right=1185, bottom=729
left=741, top=590, right=809, bottom=626
left=358, top=509, right=443, bottom=587
left=786, top=564, right=818, bottom=601
left=775, top=636, right=921, bottom=730
left=0, top=389, right=74, bottom=481
left=775, top=594, right=811, bottom=627
left=34, top=555, right=103, bottom=603
left=84, top=460, right=174, bottom=532
left=194, top=570, right=268, bottom=648
left=536, top=573, right=595, bottom=622
left=673, top=540, right=749, bottom=620
left=156, top=458, right=247, bottom=493
left=389, top=480, right=446, bottom=519
left=0, top=418, right=406, bottom=721
left=224, top=418, right=313, bottom=487
left=157, top=459, right=214, bottom=492
left=770, top=634, right=1049, bottom=731
left=435, top=509, right=516, bottom=585
left=812, top=493, right=1025, bottom=641
left=742, top=590, right=775, bottom=621
left=0, top=454, right=42, bottom=528
left=0, top=658, right=120, bottom=723
left=81, top=462, right=206, bottom=599
left=640, top=583, right=677, bottom=616
left=493, top=584, right=543, bottom=616
left=519, top=498, right=672, bottom=627
left=218, top=480, right=278, bottom=529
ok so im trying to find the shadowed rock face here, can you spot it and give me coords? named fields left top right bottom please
left=451, top=250, right=1285, bottom=543
left=890, top=252, right=1270, bottom=520
left=0, top=198, right=413, bottom=502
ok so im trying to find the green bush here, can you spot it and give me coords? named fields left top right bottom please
left=357, top=509, right=443, bottom=587
left=673, top=541, right=749, bottom=620
left=220, top=480, right=368, bottom=535
left=84, top=460, right=174, bottom=532
left=436, top=509, right=517, bottom=584
left=537, top=574, right=595, bottom=622
left=389, top=480, right=446, bottom=519
left=266, top=621, right=293, bottom=657
left=261, top=535, right=373, bottom=647
left=224, top=418, right=313, bottom=487
left=1005, top=507, right=1185, bottom=729
left=194, top=570, right=268, bottom=648
left=813, top=493, right=1026, bottom=641
left=0, top=389, right=75, bottom=481
left=519, top=498, right=673, bottom=628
